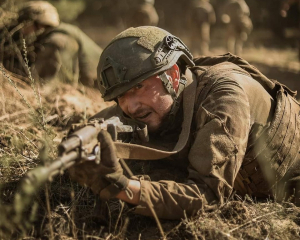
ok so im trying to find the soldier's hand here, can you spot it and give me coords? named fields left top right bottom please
left=68, top=131, right=130, bottom=200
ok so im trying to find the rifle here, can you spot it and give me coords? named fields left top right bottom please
left=12, top=116, right=134, bottom=228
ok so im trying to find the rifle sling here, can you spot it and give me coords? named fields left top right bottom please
left=115, top=68, right=197, bottom=160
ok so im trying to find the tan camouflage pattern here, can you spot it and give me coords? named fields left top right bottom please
left=92, top=59, right=300, bottom=219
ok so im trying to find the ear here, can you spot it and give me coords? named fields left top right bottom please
left=165, top=64, right=180, bottom=93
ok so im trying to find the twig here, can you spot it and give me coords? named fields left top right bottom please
left=55, top=95, right=61, bottom=116
left=165, top=221, right=183, bottom=238
left=106, top=201, right=112, bottom=234
left=115, top=217, right=129, bottom=240
left=45, top=114, right=59, bottom=123
left=114, top=200, right=125, bottom=235
left=145, top=198, right=165, bottom=239
left=22, top=39, right=45, bottom=128
left=105, top=233, right=112, bottom=240
left=81, top=85, right=87, bottom=121
left=84, top=235, right=104, bottom=240
left=58, top=203, right=77, bottom=233
left=70, top=188, right=78, bottom=239
left=0, top=64, right=33, bottom=112
left=229, top=211, right=277, bottom=233
left=45, top=183, right=54, bottom=240
left=8, top=126, right=38, bottom=149
left=183, top=211, right=198, bottom=240
left=0, top=146, right=36, bottom=163
left=0, top=83, right=7, bottom=115
left=0, top=23, right=25, bottom=67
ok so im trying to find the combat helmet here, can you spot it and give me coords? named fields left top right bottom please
left=97, top=26, right=195, bottom=102
left=18, top=1, right=60, bottom=28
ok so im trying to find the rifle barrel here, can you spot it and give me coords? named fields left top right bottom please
left=58, top=137, right=81, bottom=155
left=47, top=150, right=79, bottom=178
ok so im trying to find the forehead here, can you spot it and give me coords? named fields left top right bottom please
left=124, top=74, right=162, bottom=94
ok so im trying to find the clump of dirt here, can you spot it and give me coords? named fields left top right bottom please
left=220, top=201, right=250, bottom=224
left=156, top=198, right=300, bottom=240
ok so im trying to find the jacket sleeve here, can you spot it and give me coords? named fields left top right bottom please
left=133, top=72, right=252, bottom=219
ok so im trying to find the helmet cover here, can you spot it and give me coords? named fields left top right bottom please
left=97, top=26, right=194, bottom=101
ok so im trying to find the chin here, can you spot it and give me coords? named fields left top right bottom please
left=146, top=122, right=162, bottom=134
left=147, top=125, right=157, bottom=133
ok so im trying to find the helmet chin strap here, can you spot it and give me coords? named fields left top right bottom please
left=159, top=69, right=187, bottom=121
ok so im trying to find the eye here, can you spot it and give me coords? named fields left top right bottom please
left=135, top=83, right=143, bottom=90
left=117, top=93, right=124, bottom=99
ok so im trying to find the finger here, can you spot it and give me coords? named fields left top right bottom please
left=98, top=130, right=118, bottom=167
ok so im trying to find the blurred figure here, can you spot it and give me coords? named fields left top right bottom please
left=0, top=1, right=102, bottom=87
left=122, top=0, right=159, bottom=28
left=188, top=0, right=216, bottom=56
left=280, top=0, right=300, bottom=61
left=221, top=0, right=253, bottom=56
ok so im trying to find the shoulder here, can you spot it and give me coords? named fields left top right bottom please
left=42, top=32, right=78, bottom=50
left=41, top=23, right=79, bottom=49
left=192, top=61, right=250, bottom=81
left=205, top=62, right=250, bottom=79
left=191, top=61, right=252, bottom=104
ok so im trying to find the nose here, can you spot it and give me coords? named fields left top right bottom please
left=119, top=94, right=141, bottom=116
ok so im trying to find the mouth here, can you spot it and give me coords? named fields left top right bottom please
left=136, top=112, right=151, bottom=120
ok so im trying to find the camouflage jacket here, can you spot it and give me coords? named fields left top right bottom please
left=93, top=57, right=300, bottom=219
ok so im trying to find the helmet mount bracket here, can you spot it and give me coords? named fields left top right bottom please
left=100, top=56, right=128, bottom=95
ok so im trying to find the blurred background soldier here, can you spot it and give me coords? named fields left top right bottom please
left=280, top=0, right=300, bottom=61
left=122, top=0, right=159, bottom=28
left=221, top=0, right=253, bottom=56
left=188, top=0, right=216, bottom=56
left=0, top=1, right=102, bottom=87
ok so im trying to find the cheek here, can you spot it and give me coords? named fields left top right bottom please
left=117, top=99, right=126, bottom=112
left=155, top=95, right=173, bottom=117
left=145, top=84, right=173, bottom=117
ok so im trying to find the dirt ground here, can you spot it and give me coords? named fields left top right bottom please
left=0, top=26, right=300, bottom=240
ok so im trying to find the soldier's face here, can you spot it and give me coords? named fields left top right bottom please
left=118, top=65, right=180, bottom=133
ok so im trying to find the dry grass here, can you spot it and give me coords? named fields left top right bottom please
left=0, top=9, right=300, bottom=237
left=0, top=64, right=300, bottom=240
